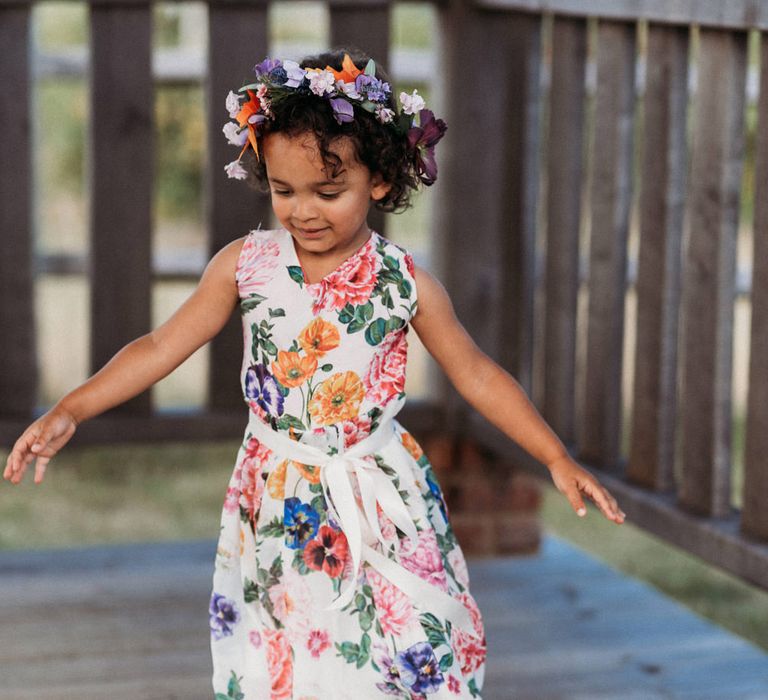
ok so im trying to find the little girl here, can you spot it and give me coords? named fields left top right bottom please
left=3, top=48, right=624, bottom=699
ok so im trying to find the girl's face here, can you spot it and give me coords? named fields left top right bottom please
left=261, top=132, right=391, bottom=261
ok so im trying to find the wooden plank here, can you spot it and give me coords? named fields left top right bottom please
left=2, top=537, right=767, bottom=698
left=542, top=15, right=587, bottom=445
left=474, top=0, right=768, bottom=32
left=580, top=20, right=636, bottom=469
left=0, top=398, right=442, bottom=448
left=206, top=4, right=270, bottom=413
left=626, top=24, right=688, bottom=491
left=329, top=0, right=391, bottom=239
left=742, top=34, right=768, bottom=540
left=679, top=29, right=747, bottom=517
left=435, top=4, right=542, bottom=437
left=89, top=3, right=153, bottom=416
left=0, top=5, right=37, bottom=419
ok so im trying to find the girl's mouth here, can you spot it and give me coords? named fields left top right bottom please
left=297, top=227, right=327, bottom=237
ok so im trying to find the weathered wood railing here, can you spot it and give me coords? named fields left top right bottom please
left=2, top=0, right=768, bottom=591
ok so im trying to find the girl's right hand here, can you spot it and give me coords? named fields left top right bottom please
left=3, top=405, right=78, bottom=485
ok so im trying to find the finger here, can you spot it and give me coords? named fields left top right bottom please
left=563, top=484, right=587, bottom=517
left=585, top=482, right=625, bottom=521
left=34, top=456, right=51, bottom=485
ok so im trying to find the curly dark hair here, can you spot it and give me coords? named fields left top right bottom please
left=242, top=47, right=423, bottom=213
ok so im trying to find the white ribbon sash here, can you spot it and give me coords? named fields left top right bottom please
left=246, top=401, right=480, bottom=640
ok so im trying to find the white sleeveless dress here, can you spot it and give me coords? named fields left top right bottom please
left=208, top=227, right=487, bottom=699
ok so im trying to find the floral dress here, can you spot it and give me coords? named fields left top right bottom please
left=209, top=228, right=487, bottom=699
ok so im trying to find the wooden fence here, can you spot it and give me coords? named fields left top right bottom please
left=2, top=0, right=768, bottom=591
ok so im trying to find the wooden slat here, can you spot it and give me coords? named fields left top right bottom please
left=89, top=3, right=153, bottom=416
left=0, top=5, right=37, bottom=419
left=329, top=0, right=391, bottom=238
left=742, top=34, right=768, bottom=540
left=580, top=21, right=636, bottom=469
left=475, top=0, right=768, bottom=32
left=542, top=15, right=587, bottom=445
left=678, top=29, right=747, bottom=517
left=435, top=5, right=541, bottom=436
left=206, top=4, right=270, bottom=413
left=626, top=24, right=689, bottom=491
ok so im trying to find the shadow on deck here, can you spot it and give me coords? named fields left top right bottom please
left=1, top=535, right=767, bottom=699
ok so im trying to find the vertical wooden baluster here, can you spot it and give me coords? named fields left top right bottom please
left=436, top=2, right=541, bottom=434
left=543, top=15, right=587, bottom=447
left=206, top=1, right=270, bottom=414
left=742, top=32, right=768, bottom=539
left=580, top=20, right=636, bottom=469
left=679, top=28, right=747, bottom=517
left=627, top=23, right=689, bottom=491
left=329, top=0, right=391, bottom=238
left=0, top=3, right=36, bottom=419
left=89, top=1, right=153, bottom=416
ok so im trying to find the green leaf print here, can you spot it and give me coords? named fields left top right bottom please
left=381, top=286, right=395, bottom=309
left=419, top=612, right=448, bottom=649
left=257, top=516, right=284, bottom=538
left=382, top=254, right=400, bottom=270
left=347, top=318, right=366, bottom=333
left=275, top=414, right=306, bottom=432
left=292, top=548, right=311, bottom=575
left=364, top=318, right=387, bottom=346
left=384, top=316, right=406, bottom=334
left=268, top=307, right=286, bottom=318
left=287, top=265, right=305, bottom=286
left=240, top=294, right=267, bottom=314
left=439, top=652, right=454, bottom=672
left=217, top=670, right=245, bottom=700
left=468, top=678, right=481, bottom=697
left=336, top=640, right=360, bottom=664
left=243, top=577, right=259, bottom=604
left=338, top=303, right=355, bottom=323
left=357, top=632, right=371, bottom=668
left=320, top=362, right=333, bottom=372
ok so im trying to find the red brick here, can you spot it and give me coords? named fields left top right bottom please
left=450, top=512, right=497, bottom=556
left=497, top=472, right=543, bottom=512
left=494, top=511, right=541, bottom=555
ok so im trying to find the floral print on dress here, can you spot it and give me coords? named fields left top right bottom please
left=209, top=228, right=486, bottom=699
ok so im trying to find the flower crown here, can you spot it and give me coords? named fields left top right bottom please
left=222, top=53, right=447, bottom=186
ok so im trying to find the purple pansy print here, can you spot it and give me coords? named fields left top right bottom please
left=284, top=497, right=320, bottom=549
left=245, top=363, right=284, bottom=417
left=374, top=644, right=405, bottom=695
left=395, top=641, right=445, bottom=694
left=209, top=592, right=241, bottom=640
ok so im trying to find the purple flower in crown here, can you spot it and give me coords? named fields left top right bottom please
left=283, top=60, right=307, bottom=88
left=254, top=57, right=282, bottom=78
left=407, top=109, right=447, bottom=186
left=330, top=97, right=355, bottom=124
left=245, top=363, right=284, bottom=417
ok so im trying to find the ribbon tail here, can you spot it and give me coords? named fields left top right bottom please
left=370, top=470, right=419, bottom=544
left=354, top=460, right=386, bottom=546
left=322, top=457, right=363, bottom=611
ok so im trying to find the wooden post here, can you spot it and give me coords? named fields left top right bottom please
left=89, top=1, right=153, bottom=416
left=542, top=15, right=588, bottom=447
left=742, top=33, right=768, bottom=540
left=205, top=1, right=270, bottom=414
left=580, top=20, right=637, bottom=470
left=435, top=0, right=541, bottom=438
left=329, top=0, right=391, bottom=238
left=626, top=23, right=689, bottom=491
left=678, top=28, right=747, bottom=517
left=0, top=4, right=37, bottom=419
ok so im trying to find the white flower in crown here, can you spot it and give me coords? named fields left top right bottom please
left=226, top=90, right=241, bottom=119
left=308, top=69, right=336, bottom=96
left=224, top=159, right=248, bottom=180
left=222, top=121, right=248, bottom=146
left=375, top=105, right=395, bottom=124
left=400, top=89, right=426, bottom=115
left=337, top=79, right=362, bottom=100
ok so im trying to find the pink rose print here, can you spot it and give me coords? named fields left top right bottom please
left=448, top=547, right=470, bottom=589
left=341, top=414, right=373, bottom=449
left=263, top=627, right=293, bottom=700
left=404, top=252, right=415, bottom=278
left=308, top=239, right=381, bottom=314
left=450, top=592, right=487, bottom=677
left=367, top=568, right=416, bottom=637
left=223, top=485, right=239, bottom=514
left=239, top=437, right=271, bottom=522
left=364, top=329, right=408, bottom=405
left=447, top=675, right=461, bottom=693
left=399, top=528, right=449, bottom=592
left=237, top=234, right=280, bottom=297
left=306, top=628, right=331, bottom=658
left=249, top=629, right=262, bottom=649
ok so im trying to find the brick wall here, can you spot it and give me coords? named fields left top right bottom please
left=419, top=433, right=542, bottom=557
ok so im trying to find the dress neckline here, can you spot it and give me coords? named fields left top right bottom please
left=286, top=228, right=377, bottom=287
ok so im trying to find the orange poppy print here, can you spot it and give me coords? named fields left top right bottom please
left=271, top=350, right=318, bottom=388
left=401, top=431, right=424, bottom=461
left=299, top=318, right=340, bottom=357
left=267, top=458, right=289, bottom=499
left=308, top=371, right=364, bottom=425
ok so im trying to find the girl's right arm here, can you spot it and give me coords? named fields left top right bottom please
left=3, top=236, right=246, bottom=486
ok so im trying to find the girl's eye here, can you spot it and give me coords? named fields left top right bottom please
left=318, top=192, right=340, bottom=200
left=272, top=189, right=291, bottom=197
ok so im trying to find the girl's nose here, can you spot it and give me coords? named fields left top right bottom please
left=292, top=196, right=320, bottom=222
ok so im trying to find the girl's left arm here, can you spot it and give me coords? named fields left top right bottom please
left=410, top=264, right=626, bottom=524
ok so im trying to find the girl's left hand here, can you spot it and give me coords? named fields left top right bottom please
left=547, top=455, right=626, bottom=524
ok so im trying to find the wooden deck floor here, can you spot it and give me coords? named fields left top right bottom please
left=1, top=534, right=767, bottom=699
